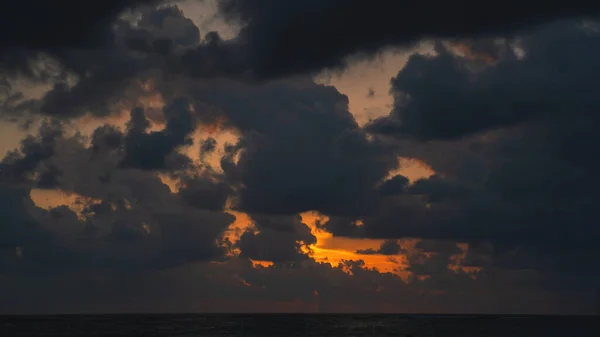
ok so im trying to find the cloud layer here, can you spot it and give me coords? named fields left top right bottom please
left=0, top=1, right=599, bottom=314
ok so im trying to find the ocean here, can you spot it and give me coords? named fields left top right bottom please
left=0, top=314, right=598, bottom=336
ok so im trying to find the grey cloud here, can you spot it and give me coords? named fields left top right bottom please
left=119, top=5, right=201, bottom=52
left=324, top=21, right=600, bottom=306
left=0, top=119, right=65, bottom=187
left=415, top=240, right=462, bottom=255
left=207, top=0, right=600, bottom=80
left=2, top=5, right=199, bottom=121
left=378, top=175, right=409, bottom=196
left=0, top=0, right=159, bottom=81
left=2, top=185, right=235, bottom=275
left=237, top=214, right=316, bottom=262
left=175, top=78, right=398, bottom=216
left=120, top=98, right=196, bottom=170
left=367, top=21, right=600, bottom=140
left=237, top=229, right=311, bottom=263
left=91, top=125, right=124, bottom=154
left=2, top=4, right=600, bottom=314
left=0, top=1, right=158, bottom=50
left=178, top=175, right=232, bottom=211
left=356, top=240, right=402, bottom=255
left=0, top=187, right=42, bottom=253
left=4, top=0, right=599, bottom=85
left=0, top=116, right=237, bottom=274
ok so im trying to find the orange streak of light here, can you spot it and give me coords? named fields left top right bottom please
left=300, top=211, right=412, bottom=281
left=388, top=157, right=435, bottom=183
left=250, top=260, right=274, bottom=268
left=29, top=188, right=102, bottom=219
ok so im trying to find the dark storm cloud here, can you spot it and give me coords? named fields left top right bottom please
left=355, top=240, right=401, bottom=255
left=208, top=0, right=600, bottom=79
left=172, top=77, right=398, bottom=216
left=1, top=136, right=573, bottom=315
left=176, top=31, right=251, bottom=79
left=323, top=20, right=600, bottom=306
left=0, top=0, right=160, bottom=50
left=2, top=124, right=509, bottom=311
left=357, top=20, right=600, bottom=243
left=0, top=100, right=243, bottom=274
left=0, top=119, right=64, bottom=186
left=0, top=187, right=42, bottom=252
left=408, top=175, right=472, bottom=203
left=233, top=128, right=395, bottom=216
left=120, top=5, right=201, bottom=52
left=237, top=229, right=311, bottom=262
left=178, top=175, right=232, bottom=211
left=35, top=165, right=62, bottom=189
left=154, top=210, right=233, bottom=266
left=0, top=125, right=235, bottom=274
left=367, top=21, right=600, bottom=140
left=0, top=112, right=589, bottom=313
left=78, top=0, right=600, bottom=83
left=3, top=255, right=564, bottom=314
left=91, top=125, right=124, bottom=153
left=415, top=240, right=462, bottom=255
left=1, top=96, right=196, bottom=190
left=406, top=249, right=455, bottom=278
left=11, top=205, right=234, bottom=272
left=378, top=175, right=409, bottom=196
left=3, top=1, right=600, bottom=123
left=37, top=52, right=144, bottom=118
left=7, top=1, right=598, bottom=123
left=6, top=71, right=398, bottom=222
left=0, top=0, right=162, bottom=82
left=120, top=98, right=196, bottom=170
left=2, top=1, right=600, bottom=314
left=36, top=4, right=201, bottom=119
left=1, top=4, right=200, bottom=121
left=2, top=0, right=598, bottom=95
left=237, top=214, right=316, bottom=262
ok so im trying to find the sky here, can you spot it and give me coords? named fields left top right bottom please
left=1, top=0, right=600, bottom=314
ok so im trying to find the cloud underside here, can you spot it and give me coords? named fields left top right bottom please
left=1, top=1, right=600, bottom=314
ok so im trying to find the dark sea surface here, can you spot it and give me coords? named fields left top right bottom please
left=1, top=314, right=598, bottom=337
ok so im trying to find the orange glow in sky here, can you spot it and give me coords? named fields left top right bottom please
left=391, top=157, right=435, bottom=183
left=299, top=211, right=412, bottom=280
left=29, top=188, right=102, bottom=219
